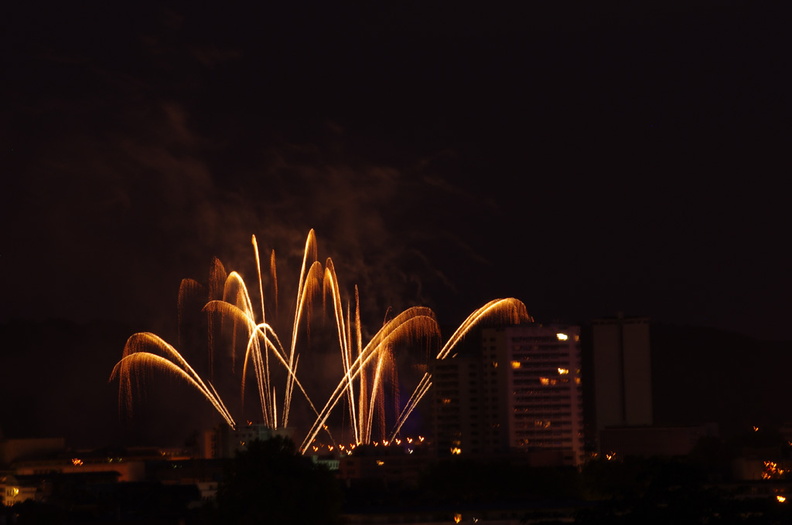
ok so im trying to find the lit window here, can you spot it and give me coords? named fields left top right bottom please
left=557, top=367, right=569, bottom=375
left=511, top=361, right=521, bottom=369
left=556, top=333, right=568, bottom=341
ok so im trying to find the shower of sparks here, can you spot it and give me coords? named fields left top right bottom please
left=110, top=229, right=531, bottom=453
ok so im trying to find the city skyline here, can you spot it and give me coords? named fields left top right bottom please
left=2, top=1, right=790, bottom=448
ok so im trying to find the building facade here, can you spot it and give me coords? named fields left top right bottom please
left=590, top=315, right=653, bottom=449
left=200, top=422, right=295, bottom=459
left=431, top=324, right=585, bottom=466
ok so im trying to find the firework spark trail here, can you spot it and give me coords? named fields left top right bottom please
left=206, top=302, right=287, bottom=428
left=387, top=349, right=399, bottom=441
left=284, top=232, right=322, bottom=428
left=177, top=277, right=203, bottom=351
left=346, top=302, right=359, bottom=442
left=110, top=333, right=236, bottom=428
left=207, top=258, right=228, bottom=378
left=281, top=259, right=324, bottom=426
left=248, top=322, right=322, bottom=424
left=323, top=258, right=359, bottom=443
left=251, top=236, right=273, bottom=426
left=203, top=290, right=327, bottom=432
left=388, top=298, right=532, bottom=441
left=437, top=298, right=531, bottom=360
left=389, top=374, right=432, bottom=441
left=364, top=347, right=388, bottom=443
left=248, top=327, right=271, bottom=427
left=112, top=353, right=235, bottom=427
left=299, top=306, right=439, bottom=453
left=300, top=309, right=434, bottom=452
left=220, top=271, right=273, bottom=426
left=111, top=230, right=529, bottom=453
left=354, top=286, right=368, bottom=443
left=270, top=250, right=279, bottom=316
left=204, top=298, right=271, bottom=425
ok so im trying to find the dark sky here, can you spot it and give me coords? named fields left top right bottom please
left=1, top=1, right=791, bottom=445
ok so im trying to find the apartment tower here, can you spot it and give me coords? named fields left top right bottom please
left=431, top=323, right=585, bottom=466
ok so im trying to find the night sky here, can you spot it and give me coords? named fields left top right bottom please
left=2, top=1, right=790, bottom=447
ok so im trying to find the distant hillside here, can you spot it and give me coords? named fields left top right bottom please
left=650, top=324, right=792, bottom=438
left=0, top=319, right=132, bottom=446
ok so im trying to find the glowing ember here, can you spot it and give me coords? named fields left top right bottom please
left=110, top=230, right=530, bottom=453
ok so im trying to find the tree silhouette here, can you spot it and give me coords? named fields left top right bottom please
left=215, top=436, right=343, bottom=525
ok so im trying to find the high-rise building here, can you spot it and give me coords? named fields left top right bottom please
left=590, top=315, right=653, bottom=446
left=431, top=323, right=585, bottom=466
